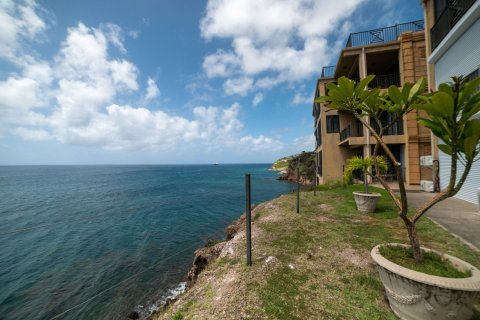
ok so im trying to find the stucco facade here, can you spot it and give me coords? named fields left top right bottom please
left=313, top=21, right=432, bottom=186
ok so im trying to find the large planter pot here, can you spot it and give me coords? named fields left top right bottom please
left=352, top=191, right=381, bottom=213
left=371, top=243, right=480, bottom=320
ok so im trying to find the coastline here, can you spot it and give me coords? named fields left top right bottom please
left=131, top=206, right=256, bottom=320
left=145, top=203, right=263, bottom=320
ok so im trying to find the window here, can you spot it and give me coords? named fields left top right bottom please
left=326, top=115, right=340, bottom=133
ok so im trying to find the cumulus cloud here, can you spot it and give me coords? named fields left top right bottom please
left=200, top=0, right=365, bottom=95
left=0, top=0, right=48, bottom=64
left=0, top=1, right=282, bottom=155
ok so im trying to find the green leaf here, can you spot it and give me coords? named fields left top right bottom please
left=401, top=82, right=412, bottom=103
left=408, top=77, right=427, bottom=101
left=388, top=85, right=403, bottom=105
left=459, top=77, right=480, bottom=106
left=338, top=77, right=354, bottom=96
left=438, top=83, right=453, bottom=96
left=355, top=75, right=375, bottom=95
left=418, top=118, right=449, bottom=141
left=464, top=136, right=480, bottom=161
left=438, top=144, right=452, bottom=155
left=416, top=102, right=447, bottom=118
left=432, top=91, right=454, bottom=117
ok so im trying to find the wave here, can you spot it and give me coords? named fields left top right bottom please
left=134, top=281, right=187, bottom=319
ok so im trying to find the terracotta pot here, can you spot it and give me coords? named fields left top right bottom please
left=352, top=191, right=381, bottom=213
left=371, top=243, right=480, bottom=320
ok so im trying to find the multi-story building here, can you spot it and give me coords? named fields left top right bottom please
left=422, top=0, right=479, bottom=206
left=313, top=20, right=432, bottom=186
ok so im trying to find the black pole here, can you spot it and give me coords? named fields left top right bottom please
left=245, top=174, right=252, bottom=266
left=296, top=168, right=300, bottom=213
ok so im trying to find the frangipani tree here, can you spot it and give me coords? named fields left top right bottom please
left=317, top=75, right=480, bottom=262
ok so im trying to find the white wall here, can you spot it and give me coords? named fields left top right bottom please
left=433, top=13, right=480, bottom=205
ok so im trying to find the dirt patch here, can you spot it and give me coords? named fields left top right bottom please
left=318, top=203, right=333, bottom=212
left=314, top=215, right=332, bottom=222
left=337, top=247, right=372, bottom=268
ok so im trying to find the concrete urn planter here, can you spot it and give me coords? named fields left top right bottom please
left=352, top=191, right=381, bottom=213
left=371, top=243, right=480, bottom=320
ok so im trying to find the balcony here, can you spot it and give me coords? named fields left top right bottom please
left=431, top=0, right=476, bottom=50
left=346, top=20, right=424, bottom=48
left=369, top=73, right=401, bottom=89
left=371, top=119, right=404, bottom=136
left=339, top=123, right=364, bottom=141
left=321, top=66, right=335, bottom=78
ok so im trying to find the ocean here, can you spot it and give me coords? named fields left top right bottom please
left=0, top=164, right=292, bottom=320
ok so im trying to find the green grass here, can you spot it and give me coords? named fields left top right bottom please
left=379, top=245, right=472, bottom=278
left=158, top=184, right=480, bottom=320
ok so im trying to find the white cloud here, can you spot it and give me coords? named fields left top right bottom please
left=293, top=135, right=315, bottom=151
left=223, top=77, right=253, bottom=96
left=143, top=77, right=160, bottom=102
left=292, top=92, right=312, bottom=105
left=201, top=0, right=365, bottom=95
left=14, top=127, right=51, bottom=141
left=252, top=93, right=263, bottom=107
left=0, top=0, right=47, bottom=64
left=0, top=3, right=280, bottom=155
left=239, top=135, right=283, bottom=152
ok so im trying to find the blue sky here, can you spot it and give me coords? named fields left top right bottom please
left=0, top=0, right=423, bottom=164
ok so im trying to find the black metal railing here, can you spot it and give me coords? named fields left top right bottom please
left=431, top=0, right=476, bottom=50
left=321, top=66, right=336, bottom=78
left=340, top=125, right=351, bottom=141
left=346, top=20, right=424, bottom=47
left=371, top=119, right=404, bottom=135
left=339, top=122, right=364, bottom=142
left=369, top=73, right=401, bottom=89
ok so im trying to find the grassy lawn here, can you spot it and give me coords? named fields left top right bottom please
left=157, top=184, right=480, bottom=320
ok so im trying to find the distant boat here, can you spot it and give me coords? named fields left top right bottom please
left=213, top=163, right=219, bottom=165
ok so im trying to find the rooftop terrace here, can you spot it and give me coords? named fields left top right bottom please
left=320, top=20, right=424, bottom=79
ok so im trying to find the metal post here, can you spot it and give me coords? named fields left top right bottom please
left=245, top=174, right=252, bottom=266
left=296, top=168, right=300, bottom=213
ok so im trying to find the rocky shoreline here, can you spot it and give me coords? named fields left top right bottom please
left=276, top=171, right=313, bottom=185
left=132, top=210, right=251, bottom=320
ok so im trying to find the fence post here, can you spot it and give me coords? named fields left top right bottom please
left=296, top=168, right=300, bottom=213
left=245, top=174, right=252, bottom=266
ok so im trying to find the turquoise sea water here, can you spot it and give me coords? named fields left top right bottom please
left=0, top=164, right=293, bottom=319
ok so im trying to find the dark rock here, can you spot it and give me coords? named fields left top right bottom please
left=225, top=213, right=245, bottom=240
left=127, top=311, right=139, bottom=320
left=186, top=242, right=225, bottom=287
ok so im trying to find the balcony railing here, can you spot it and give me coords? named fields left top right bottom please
left=339, top=122, right=364, bottom=142
left=369, top=73, right=401, bottom=89
left=346, top=20, right=424, bottom=47
left=321, top=66, right=336, bottom=78
left=371, top=119, right=404, bottom=135
left=431, top=0, right=477, bottom=50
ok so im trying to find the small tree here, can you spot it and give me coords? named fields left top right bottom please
left=317, top=75, right=480, bottom=262
left=344, top=156, right=388, bottom=193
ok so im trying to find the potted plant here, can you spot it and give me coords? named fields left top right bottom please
left=318, top=75, right=480, bottom=320
left=344, top=155, right=387, bottom=213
